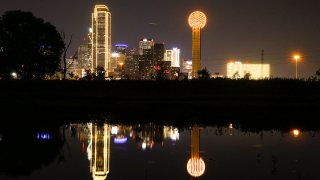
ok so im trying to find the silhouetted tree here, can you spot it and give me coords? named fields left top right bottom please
left=0, top=10, right=65, bottom=79
left=316, top=68, right=320, bottom=80
left=244, top=72, right=251, bottom=80
left=61, top=32, right=72, bottom=80
left=96, top=66, right=105, bottom=80
left=232, top=72, right=240, bottom=79
left=68, top=72, right=75, bottom=79
left=197, top=68, right=210, bottom=80
left=81, top=69, right=94, bottom=80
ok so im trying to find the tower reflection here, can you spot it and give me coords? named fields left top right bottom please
left=88, top=122, right=111, bottom=180
left=187, top=125, right=205, bottom=177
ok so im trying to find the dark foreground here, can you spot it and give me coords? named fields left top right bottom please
left=0, top=79, right=319, bottom=130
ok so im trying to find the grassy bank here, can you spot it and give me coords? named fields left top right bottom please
left=0, top=79, right=319, bottom=129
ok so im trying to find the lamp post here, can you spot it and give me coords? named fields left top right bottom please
left=293, top=55, right=300, bottom=79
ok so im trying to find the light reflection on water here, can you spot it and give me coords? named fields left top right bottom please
left=0, top=123, right=320, bottom=180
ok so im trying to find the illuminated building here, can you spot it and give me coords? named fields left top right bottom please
left=88, top=123, right=111, bottom=180
left=227, top=61, right=270, bottom=79
left=188, top=11, right=207, bottom=78
left=164, top=48, right=180, bottom=68
left=78, top=45, right=88, bottom=69
left=77, top=44, right=92, bottom=77
left=138, top=38, right=154, bottom=79
left=139, top=38, right=154, bottom=55
left=182, top=59, right=192, bottom=79
left=187, top=126, right=205, bottom=177
left=91, top=5, right=111, bottom=77
left=87, top=28, right=93, bottom=70
left=125, top=49, right=139, bottom=80
left=115, top=44, right=128, bottom=55
left=163, top=126, right=179, bottom=141
left=110, top=52, right=125, bottom=78
left=66, top=57, right=81, bottom=79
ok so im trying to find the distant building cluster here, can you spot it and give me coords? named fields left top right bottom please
left=64, top=5, right=185, bottom=80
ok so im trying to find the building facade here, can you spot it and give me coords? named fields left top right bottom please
left=125, top=49, right=139, bottom=80
left=138, top=38, right=154, bottom=79
left=165, top=48, right=180, bottom=68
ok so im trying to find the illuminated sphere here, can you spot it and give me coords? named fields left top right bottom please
left=188, top=11, right=207, bottom=28
left=187, top=158, right=206, bottom=177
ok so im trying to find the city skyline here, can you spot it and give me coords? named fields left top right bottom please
left=1, top=0, right=320, bottom=78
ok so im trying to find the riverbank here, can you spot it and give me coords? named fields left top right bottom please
left=0, top=79, right=319, bottom=129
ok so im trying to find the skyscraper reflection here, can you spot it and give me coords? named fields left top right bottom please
left=130, top=124, right=179, bottom=150
left=88, top=122, right=111, bottom=180
left=187, top=125, right=205, bottom=177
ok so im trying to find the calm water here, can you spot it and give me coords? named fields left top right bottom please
left=1, top=122, right=320, bottom=180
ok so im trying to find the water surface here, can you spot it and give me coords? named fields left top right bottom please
left=0, top=122, right=319, bottom=180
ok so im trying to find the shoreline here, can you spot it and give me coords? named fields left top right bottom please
left=0, top=79, right=319, bottom=129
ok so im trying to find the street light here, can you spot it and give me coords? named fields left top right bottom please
left=119, top=62, right=124, bottom=79
left=293, top=55, right=300, bottom=79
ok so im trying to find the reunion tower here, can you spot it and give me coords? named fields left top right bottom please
left=188, top=11, right=207, bottom=78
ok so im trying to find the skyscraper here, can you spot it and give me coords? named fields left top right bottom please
left=154, top=43, right=164, bottom=66
left=91, top=5, right=111, bottom=77
left=138, top=38, right=154, bottom=79
left=125, top=49, right=139, bottom=80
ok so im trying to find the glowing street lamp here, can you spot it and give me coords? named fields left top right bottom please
left=188, top=11, right=207, bottom=78
left=293, top=55, right=301, bottom=79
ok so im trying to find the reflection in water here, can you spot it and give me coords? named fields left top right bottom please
left=228, top=123, right=234, bottom=136
left=1, top=122, right=320, bottom=179
left=130, top=124, right=179, bottom=150
left=0, top=126, right=63, bottom=177
left=74, top=122, right=180, bottom=180
left=292, top=129, right=301, bottom=138
left=88, top=122, right=110, bottom=180
left=187, top=125, right=205, bottom=177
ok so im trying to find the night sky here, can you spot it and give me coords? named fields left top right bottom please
left=1, top=0, right=320, bottom=78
